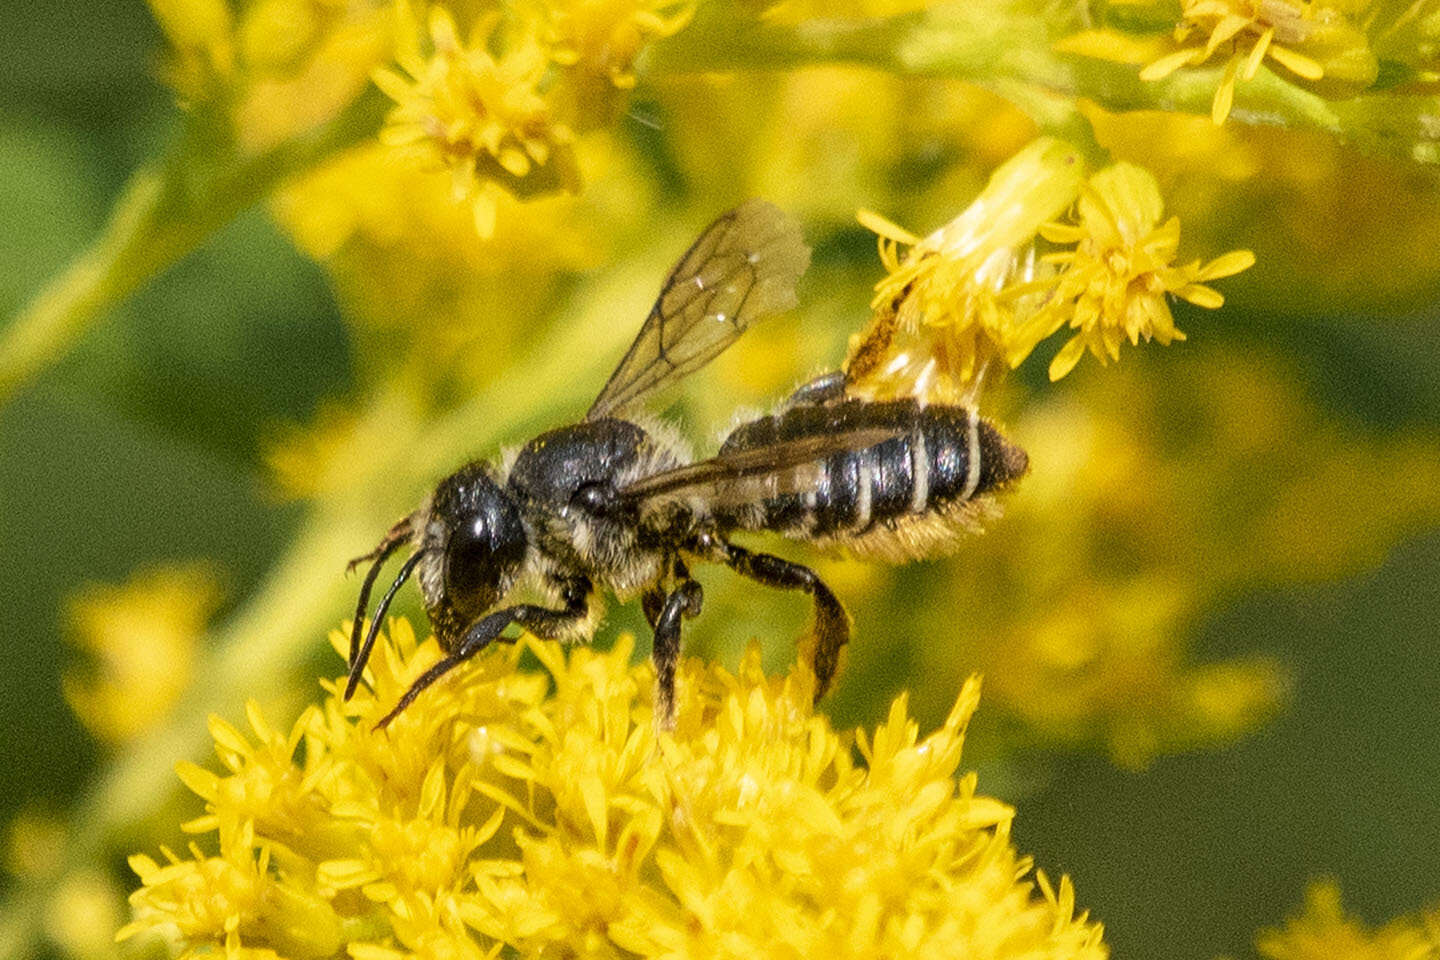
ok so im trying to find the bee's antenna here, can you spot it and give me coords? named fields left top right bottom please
left=348, top=537, right=409, bottom=671
left=346, top=550, right=428, bottom=701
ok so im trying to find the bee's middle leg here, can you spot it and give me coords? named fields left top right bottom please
left=650, top=575, right=702, bottom=730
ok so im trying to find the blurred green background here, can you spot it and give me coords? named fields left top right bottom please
left=3, top=1, right=1440, bottom=958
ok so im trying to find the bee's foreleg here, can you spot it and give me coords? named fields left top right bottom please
left=712, top=540, right=850, bottom=702
left=650, top=579, right=703, bottom=731
left=374, top=577, right=592, bottom=730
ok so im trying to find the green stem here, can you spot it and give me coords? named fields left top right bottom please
left=0, top=86, right=389, bottom=405
left=643, top=1, right=1438, bottom=164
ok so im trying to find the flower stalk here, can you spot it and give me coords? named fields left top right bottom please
left=642, top=1, right=1440, bottom=164
left=0, top=86, right=388, bottom=406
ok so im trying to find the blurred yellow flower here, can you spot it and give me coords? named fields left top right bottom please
left=118, top=618, right=1109, bottom=958
left=62, top=564, right=222, bottom=745
left=146, top=0, right=394, bottom=148
left=898, top=345, right=1440, bottom=765
left=1022, top=162, right=1254, bottom=381
left=1136, top=0, right=1377, bottom=124
left=375, top=6, right=580, bottom=237
left=147, top=0, right=237, bottom=100
left=542, top=0, right=696, bottom=90
left=1256, top=881, right=1440, bottom=960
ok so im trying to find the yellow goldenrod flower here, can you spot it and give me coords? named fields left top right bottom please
left=847, top=141, right=1251, bottom=396
left=118, top=818, right=344, bottom=959
left=119, top=618, right=1109, bottom=959
left=1256, top=881, right=1440, bottom=960
left=847, top=137, right=1086, bottom=403
left=1138, top=0, right=1377, bottom=124
left=145, top=0, right=394, bottom=148
left=62, top=564, right=222, bottom=745
left=542, top=0, right=696, bottom=90
left=147, top=0, right=237, bottom=100
left=1021, top=162, right=1255, bottom=381
left=374, top=7, right=580, bottom=238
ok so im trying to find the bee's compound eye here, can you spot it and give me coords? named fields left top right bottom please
left=444, top=503, right=526, bottom=614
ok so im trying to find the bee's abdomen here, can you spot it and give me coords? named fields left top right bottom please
left=715, top=399, right=1028, bottom=548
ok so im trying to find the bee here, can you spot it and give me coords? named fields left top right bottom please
left=347, top=200, right=1029, bottom=729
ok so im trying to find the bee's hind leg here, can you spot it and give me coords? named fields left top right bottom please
left=650, top=574, right=703, bottom=731
left=710, top=539, right=850, bottom=702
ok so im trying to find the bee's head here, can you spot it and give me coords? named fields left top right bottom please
left=345, top=462, right=528, bottom=701
left=418, top=462, right=528, bottom=641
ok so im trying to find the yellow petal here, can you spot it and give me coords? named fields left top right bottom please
left=1140, top=47, right=1199, bottom=81
left=857, top=209, right=920, bottom=245
left=174, top=761, right=220, bottom=801
left=1268, top=43, right=1325, bottom=80
left=1049, top=335, right=1088, bottom=380
left=1243, top=27, right=1273, bottom=81
left=1198, top=249, right=1256, bottom=280
left=580, top=774, right=608, bottom=849
left=1205, top=14, right=1252, bottom=56
left=1176, top=283, right=1225, bottom=308
left=1211, top=56, right=1241, bottom=125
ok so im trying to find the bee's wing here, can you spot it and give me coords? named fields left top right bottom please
left=619, top=424, right=903, bottom=507
left=586, top=199, right=811, bottom=421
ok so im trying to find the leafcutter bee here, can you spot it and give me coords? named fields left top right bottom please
left=348, top=200, right=1029, bottom=729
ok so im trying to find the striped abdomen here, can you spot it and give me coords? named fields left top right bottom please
left=713, top=399, right=1028, bottom=560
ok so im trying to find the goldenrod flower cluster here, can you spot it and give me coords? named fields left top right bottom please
left=1024, top=162, right=1256, bottom=380
left=376, top=0, right=691, bottom=236
left=376, top=7, right=581, bottom=238
left=1060, top=0, right=1378, bottom=125
left=118, top=618, right=1108, bottom=959
left=1257, top=881, right=1440, bottom=960
left=846, top=137, right=1254, bottom=400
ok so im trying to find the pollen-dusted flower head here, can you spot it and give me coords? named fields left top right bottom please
left=1018, top=162, right=1255, bottom=381
left=118, top=618, right=1109, bottom=959
left=846, top=137, right=1086, bottom=403
left=375, top=6, right=580, bottom=237
left=845, top=139, right=1253, bottom=399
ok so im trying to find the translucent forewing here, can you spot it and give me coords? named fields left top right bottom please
left=586, top=199, right=811, bottom=421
